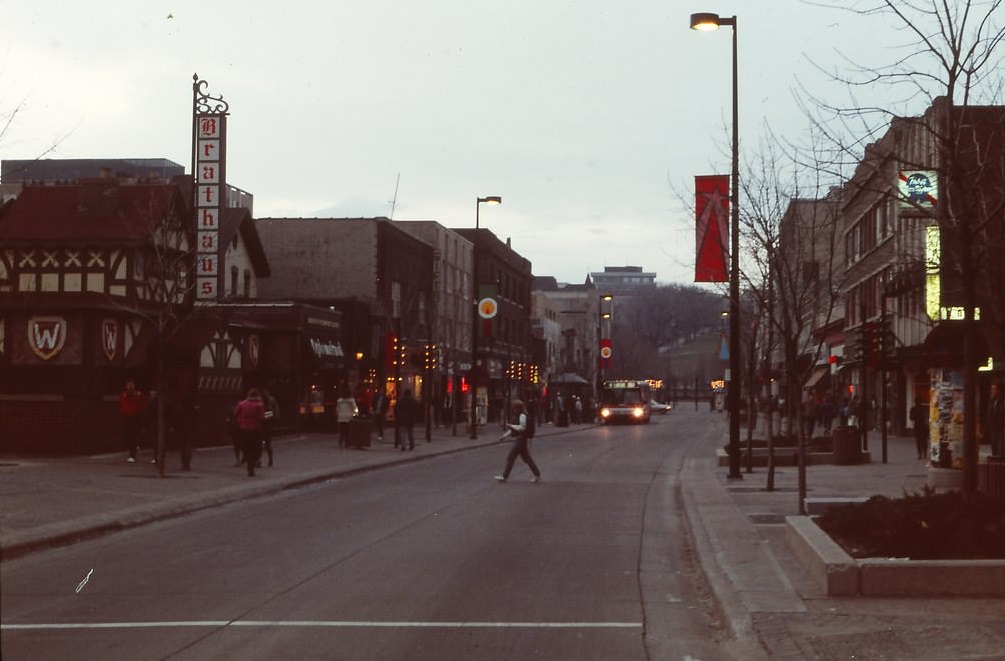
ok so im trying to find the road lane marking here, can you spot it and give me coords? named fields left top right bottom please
left=3, top=620, right=642, bottom=630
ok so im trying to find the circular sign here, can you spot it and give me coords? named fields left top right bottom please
left=478, top=297, right=498, bottom=319
left=600, top=346, right=613, bottom=359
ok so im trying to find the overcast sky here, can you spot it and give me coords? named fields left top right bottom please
left=3, top=0, right=889, bottom=285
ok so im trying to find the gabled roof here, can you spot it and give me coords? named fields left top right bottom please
left=0, top=180, right=185, bottom=243
left=224, top=207, right=271, bottom=277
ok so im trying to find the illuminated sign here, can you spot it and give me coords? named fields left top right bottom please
left=898, top=170, right=938, bottom=209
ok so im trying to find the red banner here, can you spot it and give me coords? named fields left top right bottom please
left=694, top=175, right=729, bottom=282
left=599, top=338, right=612, bottom=369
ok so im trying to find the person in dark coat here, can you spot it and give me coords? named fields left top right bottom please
left=985, top=382, right=1004, bottom=458
left=494, top=399, right=541, bottom=483
left=395, top=389, right=417, bottom=451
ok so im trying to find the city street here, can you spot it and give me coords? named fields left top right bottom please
left=1, top=412, right=736, bottom=661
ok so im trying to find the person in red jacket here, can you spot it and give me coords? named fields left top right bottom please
left=234, top=388, right=266, bottom=476
left=118, top=379, right=148, bottom=463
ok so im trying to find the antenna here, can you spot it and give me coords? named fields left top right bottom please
left=388, top=173, right=401, bottom=219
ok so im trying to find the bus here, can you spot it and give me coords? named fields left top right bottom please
left=598, top=379, right=652, bottom=424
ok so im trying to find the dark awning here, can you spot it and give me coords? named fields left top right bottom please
left=922, top=321, right=990, bottom=368
left=804, top=367, right=830, bottom=390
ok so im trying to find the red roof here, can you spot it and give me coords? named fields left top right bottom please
left=0, top=180, right=185, bottom=243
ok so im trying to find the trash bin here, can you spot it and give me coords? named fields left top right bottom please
left=832, top=426, right=861, bottom=465
left=978, top=457, right=1005, bottom=501
left=348, top=417, right=372, bottom=448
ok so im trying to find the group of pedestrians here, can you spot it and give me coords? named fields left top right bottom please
left=120, top=380, right=546, bottom=482
left=117, top=379, right=200, bottom=470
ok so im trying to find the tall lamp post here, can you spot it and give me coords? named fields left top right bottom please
left=691, top=11, right=742, bottom=479
left=597, top=294, right=613, bottom=396
left=470, top=195, right=502, bottom=440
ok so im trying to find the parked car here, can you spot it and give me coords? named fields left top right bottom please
left=650, top=400, right=671, bottom=415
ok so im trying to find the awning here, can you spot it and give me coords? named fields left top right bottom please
left=804, top=366, right=829, bottom=390
left=550, top=372, right=590, bottom=385
left=922, top=321, right=990, bottom=368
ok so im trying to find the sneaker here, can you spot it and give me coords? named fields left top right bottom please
left=150, top=458, right=157, bottom=464
left=126, top=457, right=136, bottom=463
left=531, top=476, right=541, bottom=483
left=494, top=475, right=507, bottom=482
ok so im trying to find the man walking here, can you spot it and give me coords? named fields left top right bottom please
left=494, top=400, right=541, bottom=483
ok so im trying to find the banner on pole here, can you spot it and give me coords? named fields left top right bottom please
left=694, top=175, right=729, bottom=283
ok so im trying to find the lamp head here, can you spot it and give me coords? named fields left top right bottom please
left=690, top=12, right=734, bottom=30
left=690, top=12, right=721, bottom=30
left=478, top=196, right=502, bottom=205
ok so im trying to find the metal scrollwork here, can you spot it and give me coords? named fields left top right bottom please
left=192, top=73, right=230, bottom=114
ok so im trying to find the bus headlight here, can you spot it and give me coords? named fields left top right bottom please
left=632, top=407, right=644, bottom=418
left=600, top=408, right=611, bottom=418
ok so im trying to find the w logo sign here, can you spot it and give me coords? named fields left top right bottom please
left=29, top=316, right=66, bottom=361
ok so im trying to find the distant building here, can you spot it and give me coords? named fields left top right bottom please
left=589, top=266, right=656, bottom=294
left=1, top=158, right=255, bottom=212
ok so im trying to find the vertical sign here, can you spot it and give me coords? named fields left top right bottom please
left=191, top=75, right=229, bottom=301
left=694, top=175, right=730, bottom=283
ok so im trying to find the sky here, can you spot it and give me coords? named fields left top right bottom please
left=1, top=0, right=888, bottom=285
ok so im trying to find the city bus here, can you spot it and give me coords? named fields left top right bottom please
left=598, top=379, right=652, bottom=424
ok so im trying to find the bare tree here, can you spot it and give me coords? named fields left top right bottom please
left=739, top=136, right=844, bottom=508
left=106, top=186, right=195, bottom=476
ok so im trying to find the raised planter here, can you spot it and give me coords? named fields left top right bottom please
left=927, top=466, right=963, bottom=491
left=786, top=515, right=1005, bottom=597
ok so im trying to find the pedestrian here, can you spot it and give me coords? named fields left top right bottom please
left=494, top=399, right=541, bottom=483
left=233, top=388, right=266, bottom=476
left=395, top=388, right=417, bottom=451
left=372, top=390, right=388, bottom=441
left=261, top=388, right=279, bottom=467
left=117, top=379, right=148, bottom=463
left=803, top=392, right=818, bottom=440
left=985, top=382, right=1004, bottom=458
left=226, top=398, right=242, bottom=466
left=910, top=398, right=930, bottom=460
left=335, top=389, right=358, bottom=448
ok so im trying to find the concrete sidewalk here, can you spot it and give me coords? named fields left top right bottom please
left=682, top=413, right=1005, bottom=660
left=3, top=413, right=1004, bottom=659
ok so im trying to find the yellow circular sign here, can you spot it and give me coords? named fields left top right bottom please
left=478, top=297, right=498, bottom=319
left=600, top=346, right=613, bottom=359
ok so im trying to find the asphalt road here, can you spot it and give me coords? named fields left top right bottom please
left=2, top=412, right=735, bottom=661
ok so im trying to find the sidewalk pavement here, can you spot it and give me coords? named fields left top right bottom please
left=3, top=414, right=1004, bottom=659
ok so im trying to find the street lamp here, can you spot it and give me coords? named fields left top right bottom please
left=470, top=195, right=502, bottom=440
left=691, top=11, right=742, bottom=479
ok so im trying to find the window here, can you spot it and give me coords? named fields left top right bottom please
left=230, top=265, right=238, bottom=296
left=243, top=269, right=251, bottom=298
